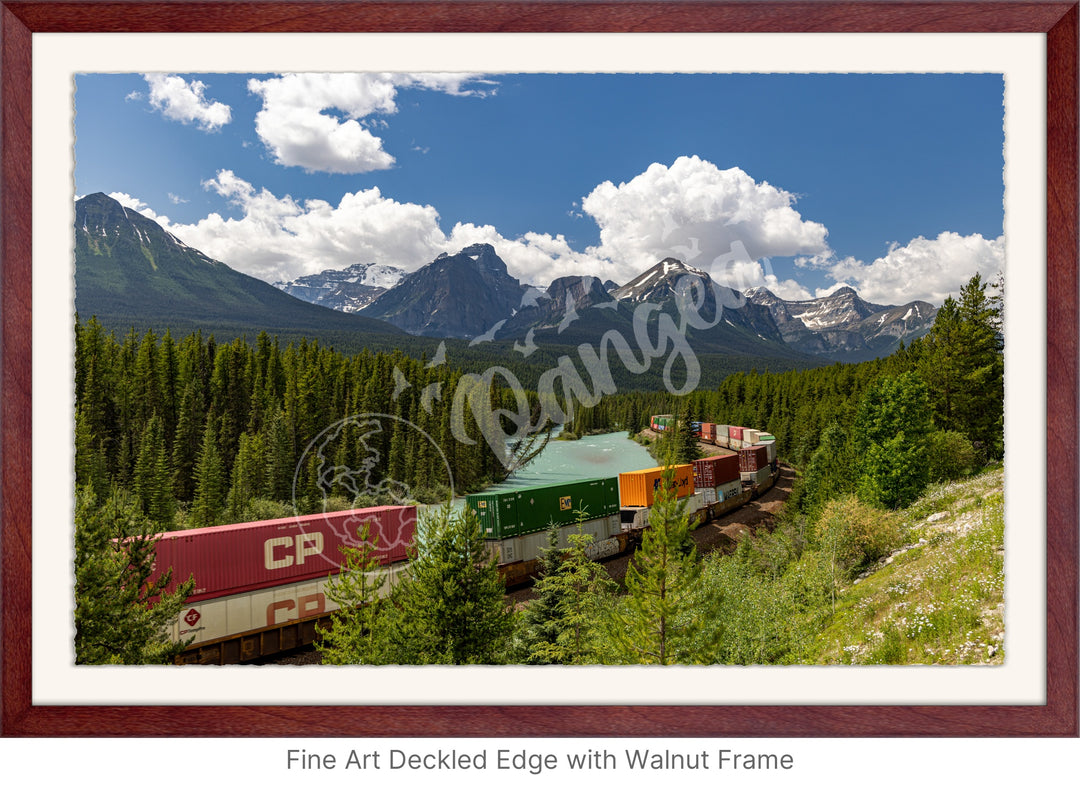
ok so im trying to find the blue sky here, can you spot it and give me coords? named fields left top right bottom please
left=74, top=71, right=1004, bottom=304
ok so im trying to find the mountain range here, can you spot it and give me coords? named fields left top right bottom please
left=73, top=192, right=937, bottom=367
left=743, top=286, right=937, bottom=361
left=337, top=248, right=934, bottom=362
left=74, top=192, right=405, bottom=343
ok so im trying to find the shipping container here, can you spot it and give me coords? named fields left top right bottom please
left=698, top=486, right=718, bottom=505
left=683, top=492, right=706, bottom=518
left=166, top=562, right=409, bottom=648
left=729, top=426, right=744, bottom=441
left=716, top=424, right=730, bottom=437
left=744, top=429, right=760, bottom=445
left=739, top=445, right=770, bottom=473
left=727, top=438, right=744, bottom=451
left=740, top=466, right=773, bottom=488
left=718, top=479, right=743, bottom=502
left=620, top=492, right=706, bottom=529
left=618, top=464, right=695, bottom=508
left=486, top=514, right=620, bottom=564
left=758, top=433, right=775, bottom=442
left=700, top=422, right=716, bottom=443
left=152, top=506, right=417, bottom=604
left=758, top=438, right=777, bottom=462
left=693, top=454, right=741, bottom=489
left=465, top=477, right=620, bottom=540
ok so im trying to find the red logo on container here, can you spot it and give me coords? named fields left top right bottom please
left=183, top=609, right=201, bottom=627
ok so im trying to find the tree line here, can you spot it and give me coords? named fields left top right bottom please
left=74, top=317, right=528, bottom=531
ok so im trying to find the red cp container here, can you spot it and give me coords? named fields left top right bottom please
left=729, top=426, right=744, bottom=441
left=152, top=506, right=416, bottom=603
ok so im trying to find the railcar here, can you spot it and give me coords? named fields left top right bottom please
left=163, top=506, right=415, bottom=664
left=157, top=422, right=781, bottom=663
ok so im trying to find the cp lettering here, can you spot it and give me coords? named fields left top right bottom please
left=264, top=532, right=324, bottom=570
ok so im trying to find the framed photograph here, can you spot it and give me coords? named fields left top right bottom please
left=1, top=1, right=1076, bottom=738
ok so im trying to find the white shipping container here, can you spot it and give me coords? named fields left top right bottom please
left=488, top=514, right=620, bottom=564
left=560, top=513, right=619, bottom=546
left=739, top=467, right=772, bottom=488
left=718, top=479, right=742, bottom=502
left=744, top=429, right=760, bottom=444
left=759, top=439, right=777, bottom=462
left=698, top=487, right=718, bottom=505
left=168, top=564, right=407, bottom=647
left=682, top=492, right=706, bottom=517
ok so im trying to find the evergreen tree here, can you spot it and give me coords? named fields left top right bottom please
left=171, top=379, right=205, bottom=502
left=520, top=528, right=617, bottom=664
left=798, top=421, right=855, bottom=518
left=74, top=486, right=194, bottom=664
left=382, top=504, right=513, bottom=664
left=226, top=431, right=267, bottom=520
left=132, top=413, right=175, bottom=529
left=74, top=406, right=109, bottom=498
left=919, top=296, right=963, bottom=432
left=191, top=416, right=227, bottom=527
left=606, top=463, right=706, bottom=664
left=315, top=522, right=389, bottom=664
left=852, top=372, right=933, bottom=509
left=672, top=402, right=700, bottom=464
left=955, top=273, right=1004, bottom=456
left=516, top=526, right=564, bottom=664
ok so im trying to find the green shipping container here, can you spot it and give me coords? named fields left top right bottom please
left=758, top=434, right=776, bottom=441
left=465, top=477, right=621, bottom=539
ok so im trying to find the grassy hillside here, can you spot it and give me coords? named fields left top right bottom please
left=698, top=465, right=1005, bottom=666
left=809, top=467, right=1005, bottom=665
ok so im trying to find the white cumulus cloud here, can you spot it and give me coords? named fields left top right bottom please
left=147, top=170, right=614, bottom=286
left=121, top=157, right=836, bottom=291
left=581, top=155, right=831, bottom=284
left=144, top=74, right=231, bottom=131
left=108, top=192, right=171, bottom=226
left=158, top=170, right=447, bottom=282
left=247, top=72, right=490, bottom=174
left=825, top=232, right=1004, bottom=304
left=119, top=157, right=996, bottom=308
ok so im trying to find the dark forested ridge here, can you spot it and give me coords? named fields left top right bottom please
left=74, top=318, right=524, bottom=528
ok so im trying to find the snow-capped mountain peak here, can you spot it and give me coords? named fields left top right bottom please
left=743, top=285, right=938, bottom=361
left=274, top=262, right=406, bottom=313
left=612, top=257, right=713, bottom=303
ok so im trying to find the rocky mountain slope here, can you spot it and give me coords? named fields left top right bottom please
left=73, top=192, right=404, bottom=339
left=359, top=243, right=527, bottom=338
left=274, top=262, right=405, bottom=313
left=744, top=285, right=937, bottom=362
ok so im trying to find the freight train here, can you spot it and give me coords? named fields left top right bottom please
left=161, top=420, right=780, bottom=664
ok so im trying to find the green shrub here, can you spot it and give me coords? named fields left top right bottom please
left=926, top=430, right=978, bottom=481
left=814, top=495, right=904, bottom=578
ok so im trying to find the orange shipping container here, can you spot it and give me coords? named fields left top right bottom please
left=618, top=464, right=695, bottom=508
